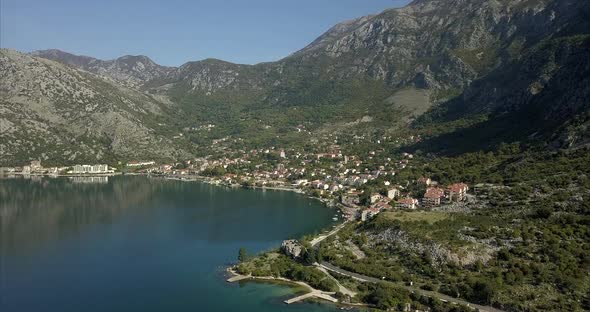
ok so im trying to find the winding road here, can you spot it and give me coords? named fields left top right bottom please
left=319, top=262, right=505, bottom=312
left=309, top=220, right=504, bottom=311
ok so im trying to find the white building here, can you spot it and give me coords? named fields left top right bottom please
left=387, top=188, right=400, bottom=199
left=71, top=164, right=111, bottom=174
left=370, top=193, right=382, bottom=204
left=126, top=161, right=155, bottom=167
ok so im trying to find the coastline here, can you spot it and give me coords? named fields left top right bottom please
left=225, top=267, right=348, bottom=306
left=151, top=173, right=344, bottom=212
left=1, top=172, right=122, bottom=177
left=152, top=173, right=305, bottom=194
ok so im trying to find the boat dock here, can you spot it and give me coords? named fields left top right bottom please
left=284, top=291, right=338, bottom=304
left=226, top=275, right=251, bottom=283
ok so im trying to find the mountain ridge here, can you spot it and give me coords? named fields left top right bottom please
left=2, top=0, right=589, bottom=166
left=0, top=49, right=189, bottom=166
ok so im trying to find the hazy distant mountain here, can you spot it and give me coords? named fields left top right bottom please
left=2, top=0, right=589, bottom=165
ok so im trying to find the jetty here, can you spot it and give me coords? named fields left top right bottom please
left=284, top=291, right=338, bottom=304
left=226, top=275, right=250, bottom=283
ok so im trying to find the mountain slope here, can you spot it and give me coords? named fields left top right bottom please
left=31, top=49, right=174, bottom=89
left=411, top=33, right=590, bottom=154
left=0, top=49, right=187, bottom=166
left=4, top=0, right=590, bottom=165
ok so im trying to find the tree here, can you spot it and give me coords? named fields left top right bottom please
left=302, top=248, right=317, bottom=265
left=535, top=206, right=553, bottom=219
left=497, top=248, right=512, bottom=262
left=366, top=283, right=409, bottom=310
left=238, top=247, right=248, bottom=263
left=472, top=280, right=496, bottom=304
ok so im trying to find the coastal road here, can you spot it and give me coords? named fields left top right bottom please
left=310, top=221, right=349, bottom=247
left=319, top=262, right=505, bottom=312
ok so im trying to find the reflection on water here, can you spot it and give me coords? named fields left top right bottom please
left=0, top=175, right=339, bottom=312
left=0, top=175, right=335, bottom=254
left=69, top=176, right=109, bottom=184
left=1, top=176, right=160, bottom=254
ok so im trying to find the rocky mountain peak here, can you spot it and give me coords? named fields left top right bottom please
left=32, top=49, right=173, bottom=89
left=31, top=49, right=99, bottom=67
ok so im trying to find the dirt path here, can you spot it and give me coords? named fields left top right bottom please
left=310, top=221, right=348, bottom=247
left=345, top=239, right=366, bottom=260
left=315, top=264, right=356, bottom=297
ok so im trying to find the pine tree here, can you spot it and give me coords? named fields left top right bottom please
left=238, top=247, right=247, bottom=263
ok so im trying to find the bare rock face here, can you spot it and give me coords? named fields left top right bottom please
left=0, top=49, right=186, bottom=165
left=281, top=240, right=304, bottom=259
left=31, top=0, right=587, bottom=102
left=370, top=227, right=494, bottom=268
left=35, top=0, right=583, bottom=94
left=285, top=0, right=587, bottom=90
left=31, top=49, right=175, bottom=89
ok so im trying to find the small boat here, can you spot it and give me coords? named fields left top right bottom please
left=332, top=217, right=338, bottom=221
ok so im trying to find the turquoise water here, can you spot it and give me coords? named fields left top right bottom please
left=0, top=176, right=344, bottom=312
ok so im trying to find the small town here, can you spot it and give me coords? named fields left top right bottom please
left=1, top=142, right=470, bottom=223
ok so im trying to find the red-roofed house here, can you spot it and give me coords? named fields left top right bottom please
left=397, top=198, right=419, bottom=210
left=423, top=187, right=445, bottom=207
left=372, top=197, right=393, bottom=211
left=447, top=183, right=469, bottom=202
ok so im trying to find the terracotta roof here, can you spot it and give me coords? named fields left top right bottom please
left=448, top=183, right=469, bottom=192
left=398, top=198, right=417, bottom=205
left=424, top=187, right=445, bottom=198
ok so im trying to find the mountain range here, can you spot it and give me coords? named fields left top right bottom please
left=1, top=0, right=589, bottom=166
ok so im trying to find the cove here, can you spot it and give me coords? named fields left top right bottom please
left=0, top=176, right=344, bottom=312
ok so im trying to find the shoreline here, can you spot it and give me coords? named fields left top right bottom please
left=154, top=173, right=305, bottom=194
left=151, top=173, right=346, bottom=213
left=4, top=171, right=342, bottom=212
left=1, top=172, right=122, bottom=177
left=225, top=266, right=361, bottom=307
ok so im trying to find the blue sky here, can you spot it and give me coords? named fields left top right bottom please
left=0, top=0, right=411, bottom=66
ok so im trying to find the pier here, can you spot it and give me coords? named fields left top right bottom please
left=284, top=291, right=338, bottom=304
left=226, top=275, right=250, bottom=283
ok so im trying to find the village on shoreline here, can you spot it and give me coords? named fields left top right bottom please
left=1, top=143, right=471, bottom=222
